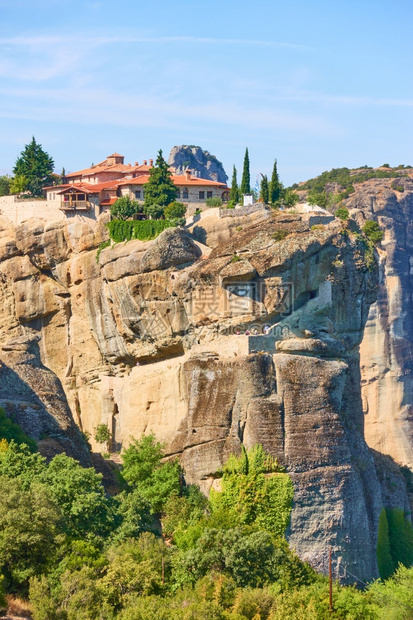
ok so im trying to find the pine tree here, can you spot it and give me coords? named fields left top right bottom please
left=269, top=159, right=282, bottom=204
left=13, top=137, right=54, bottom=196
left=260, top=175, right=269, bottom=204
left=143, top=150, right=177, bottom=214
left=240, top=148, right=250, bottom=195
left=229, top=165, right=240, bottom=204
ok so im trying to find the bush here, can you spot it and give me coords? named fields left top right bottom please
left=121, top=434, right=182, bottom=513
left=143, top=203, right=164, bottom=220
left=209, top=445, right=293, bottom=538
left=363, top=220, right=384, bottom=244
left=205, top=197, right=223, bottom=207
left=272, top=230, right=288, bottom=242
left=335, top=206, right=349, bottom=221
left=0, top=408, right=36, bottom=451
left=111, top=196, right=141, bottom=220
left=164, top=201, right=186, bottom=219
left=96, top=239, right=110, bottom=263
left=106, top=219, right=174, bottom=242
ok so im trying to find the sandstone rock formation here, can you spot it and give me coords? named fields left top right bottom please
left=0, top=205, right=409, bottom=582
left=334, top=176, right=413, bottom=472
left=168, top=145, right=228, bottom=183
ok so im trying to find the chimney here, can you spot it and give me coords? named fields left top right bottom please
left=135, top=162, right=139, bottom=166
left=143, top=160, right=147, bottom=165
left=149, top=159, right=153, bottom=167
left=185, top=169, right=192, bottom=181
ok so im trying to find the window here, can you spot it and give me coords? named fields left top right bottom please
left=77, top=194, right=85, bottom=201
left=183, top=188, right=188, bottom=199
left=176, top=190, right=181, bottom=198
left=199, top=191, right=205, bottom=199
left=135, top=190, right=141, bottom=199
left=207, top=191, right=213, bottom=199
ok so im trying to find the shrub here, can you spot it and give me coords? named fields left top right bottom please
left=363, top=220, right=384, bottom=244
left=106, top=219, right=174, bottom=243
left=143, top=203, right=164, bottom=220
left=335, top=206, right=349, bottom=220
left=164, top=201, right=186, bottom=219
left=111, top=196, right=141, bottom=220
left=205, top=197, right=223, bottom=207
left=231, top=254, right=241, bottom=262
left=391, top=182, right=404, bottom=192
left=96, top=239, right=110, bottom=263
left=121, top=434, right=182, bottom=513
left=0, top=408, right=36, bottom=451
left=272, top=230, right=288, bottom=242
left=94, top=424, right=112, bottom=452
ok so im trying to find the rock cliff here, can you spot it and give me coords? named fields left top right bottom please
left=322, top=175, right=413, bottom=472
left=168, top=145, right=228, bottom=183
left=0, top=206, right=409, bottom=582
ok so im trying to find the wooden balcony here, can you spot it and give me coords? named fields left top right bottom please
left=60, top=201, right=92, bottom=211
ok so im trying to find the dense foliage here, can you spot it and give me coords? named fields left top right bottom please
left=106, top=219, right=174, bottom=242
left=0, top=424, right=412, bottom=619
left=0, top=407, right=37, bottom=451
left=13, top=137, right=54, bottom=196
left=0, top=175, right=11, bottom=196
left=110, top=196, right=142, bottom=220
left=260, top=174, right=269, bottom=204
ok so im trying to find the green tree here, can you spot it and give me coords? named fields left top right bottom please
left=240, top=148, right=250, bottom=194
left=0, top=479, right=61, bottom=592
left=144, top=150, right=177, bottom=210
left=94, top=423, right=112, bottom=452
left=363, top=220, right=384, bottom=244
left=9, top=174, right=28, bottom=195
left=283, top=188, right=299, bottom=207
left=377, top=508, right=394, bottom=580
left=270, top=159, right=282, bottom=204
left=121, top=434, right=181, bottom=513
left=260, top=175, right=269, bottom=204
left=164, top=201, right=186, bottom=219
left=230, top=165, right=240, bottom=204
left=308, top=190, right=328, bottom=208
left=13, top=137, right=54, bottom=196
left=110, top=195, right=140, bottom=220
left=0, top=176, right=11, bottom=196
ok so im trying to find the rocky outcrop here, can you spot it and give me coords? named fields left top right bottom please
left=168, top=145, right=228, bottom=183
left=335, top=176, right=413, bottom=472
left=0, top=206, right=408, bottom=582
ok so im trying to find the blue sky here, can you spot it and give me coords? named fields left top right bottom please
left=0, top=0, right=412, bottom=185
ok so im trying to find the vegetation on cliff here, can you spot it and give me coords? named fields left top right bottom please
left=0, top=419, right=411, bottom=618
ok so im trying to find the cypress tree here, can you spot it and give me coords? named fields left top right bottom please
left=230, top=165, right=240, bottom=204
left=260, top=175, right=269, bottom=204
left=240, top=148, right=250, bottom=195
left=270, top=158, right=282, bottom=204
left=13, top=137, right=54, bottom=196
left=143, top=149, right=177, bottom=212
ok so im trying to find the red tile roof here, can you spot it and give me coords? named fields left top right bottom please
left=117, top=174, right=228, bottom=188
left=100, top=197, right=118, bottom=206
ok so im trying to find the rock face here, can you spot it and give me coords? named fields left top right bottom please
left=336, top=176, right=413, bottom=471
left=168, top=145, right=228, bottom=183
left=0, top=206, right=409, bottom=582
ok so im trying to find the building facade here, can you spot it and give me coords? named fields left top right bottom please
left=44, top=152, right=229, bottom=217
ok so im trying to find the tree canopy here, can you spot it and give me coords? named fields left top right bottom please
left=110, top=196, right=141, bottom=220
left=143, top=150, right=177, bottom=210
left=13, top=137, right=54, bottom=196
left=240, top=148, right=250, bottom=194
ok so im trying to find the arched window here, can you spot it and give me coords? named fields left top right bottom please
left=183, top=188, right=189, bottom=199
left=176, top=189, right=181, bottom=198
